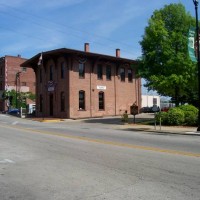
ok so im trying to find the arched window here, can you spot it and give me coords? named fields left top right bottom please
left=61, top=62, right=65, bottom=79
left=61, top=92, right=65, bottom=111
left=97, top=64, right=103, bottom=79
left=120, top=67, right=125, bottom=82
left=99, top=91, right=104, bottom=110
left=50, top=65, right=53, bottom=80
left=128, top=69, right=133, bottom=82
left=106, top=65, right=111, bottom=80
left=79, top=63, right=85, bottom=78
left=79, top=90, right=85, bottom=110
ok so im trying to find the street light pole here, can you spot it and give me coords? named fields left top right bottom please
left=193, top=0, right=200, bottom=131
left=16, top=71, right=21, bottom=109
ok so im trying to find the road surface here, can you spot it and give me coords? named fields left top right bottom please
left=0, top=114, right=200, bottom=200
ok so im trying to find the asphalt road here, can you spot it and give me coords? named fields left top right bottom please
left=0, top=114, right=200, bottom=200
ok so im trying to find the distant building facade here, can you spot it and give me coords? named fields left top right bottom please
left=141, top=95, right=160, bottom=108
left=0, top=55, right=35, bottom=111
left=21, top=44, right=141, bottom=119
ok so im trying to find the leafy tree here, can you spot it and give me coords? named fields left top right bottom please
left=139, top=3, right=197, bottom=106
left=2, top=90, right=35, bottom=108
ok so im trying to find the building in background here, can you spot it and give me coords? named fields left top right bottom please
left=160, top=97, right=174, bottom=111
left=141, top=95, right=160, bottom=108
left=0, top=55, right=35, bottom=112
left=21, top=43, right=141, bottom=119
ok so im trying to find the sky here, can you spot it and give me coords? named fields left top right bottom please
left=0, top=0, right=197, bottom=95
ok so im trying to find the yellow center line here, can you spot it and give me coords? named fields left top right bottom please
left=1, top=124, right=200, bottom=158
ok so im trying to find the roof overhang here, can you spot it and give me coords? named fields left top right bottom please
left=21, top=48, right=139, bottom=68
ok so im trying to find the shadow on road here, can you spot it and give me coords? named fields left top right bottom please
left=82, top=113, right=154, bottom=125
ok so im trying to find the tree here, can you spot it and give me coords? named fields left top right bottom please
left=2, top=90, right=36, bottom=108
left=139, top=3, right=197, bottom=106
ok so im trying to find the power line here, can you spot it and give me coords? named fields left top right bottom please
left=0, top=3, right=138, bottom=58
left=0, top=3, right=135, bottom=48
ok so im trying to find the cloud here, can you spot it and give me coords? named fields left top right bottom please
left=39, top=0, right=85, bottom=9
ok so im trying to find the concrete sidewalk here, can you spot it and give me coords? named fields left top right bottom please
left=28, top=113, right=200, bottom=136
left=121, top=123, right=200, bottom=136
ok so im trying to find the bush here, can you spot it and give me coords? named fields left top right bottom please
left=167, top=108, right=185, bottom=125
left=121, top=111, right=129, bottom=123
left=155, top=105, right=198, bottom=126
left=178, top=105, right=198, bottom=126
left=155, top=112, right=168, bottom=125
left=178, top=104, right=198, bottom=114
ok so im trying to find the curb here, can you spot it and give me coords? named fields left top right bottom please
left=122, top=127, right=200, bottom=136
left=40, top=119, right=65, bottom=122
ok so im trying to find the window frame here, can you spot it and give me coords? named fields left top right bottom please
left=97, top=64, right=103, bottom=80
left=61, top=62, right=65, bottom=79
left=21, top=82, right=26, bottom=86
left=79, top=90, right=85, bottom=110
left=79, top=63, right=85, bottom=78
left=120, top=67, right=125, bottom=82
left=60, top=92, right=65, bottom=111
left=0, top=81, right=3, bottom=90
left=21, top=67, right=27, bottom=72
left=128, top=68, right=133, bottom=82
left=98, top=91, right=105, bottom=110
left=0, top=67, right=2, bottom=76
left=106, top=65, right=111, bottom=80
left=50, top=65, right=53, bottom=81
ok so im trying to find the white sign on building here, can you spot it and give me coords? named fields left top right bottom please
left=97, top=85, right=106, bottom=90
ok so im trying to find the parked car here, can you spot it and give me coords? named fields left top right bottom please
left=8, top=109, right=20, bottom=114
left=140, top=107, right=152, bottom=113
left=161, top=107, right=170, bottom=112
left=151, top=105, right=160, bottom=113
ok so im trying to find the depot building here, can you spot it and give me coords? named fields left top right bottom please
left=21, top=43, right=141, bottom=119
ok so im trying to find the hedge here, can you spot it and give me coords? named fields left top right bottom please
left=155, top=105, right=198, bottom=126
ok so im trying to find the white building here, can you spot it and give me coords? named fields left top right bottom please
left=141, top=95, right=160, bottom=108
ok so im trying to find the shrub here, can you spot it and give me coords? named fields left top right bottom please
left=167, top=108, right=185, bottom=125
left=155, top=112, right=168, bottom=125
left=178, top=104, right=198, bottom=115
left=178, top=105, right=198, bottom=126
left=121, top=111, right=129, bottom=123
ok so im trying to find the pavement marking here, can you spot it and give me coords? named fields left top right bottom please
left=185, top=132, right=196, bottom=134
left=0, top=159, right=15, bottom=164
left=0, top=115, right=9, bottom=117
left=1, top=124, right=200, bottom=158
left=12, top=121, right=18, bottom=125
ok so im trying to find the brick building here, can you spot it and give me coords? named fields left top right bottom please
left=21, top=44, right=141, bottom=119
left=0, top=55, right=35, bottom=111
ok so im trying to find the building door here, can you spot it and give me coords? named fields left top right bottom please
left=49, top=94, right=53, bottom=116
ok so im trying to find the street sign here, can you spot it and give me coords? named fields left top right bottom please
left=188, top=27, right=198, bottom=62
left=130, top=104, right=138, bottom=115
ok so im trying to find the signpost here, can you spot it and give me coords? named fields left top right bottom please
left=130, top=103, right=138, bottom=124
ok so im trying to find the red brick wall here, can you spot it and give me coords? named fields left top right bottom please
left=35, top=55, right=141, bottom=119
left=6, top=56, right=35, bottom=93
left=0, top=56, right=35, bottom=111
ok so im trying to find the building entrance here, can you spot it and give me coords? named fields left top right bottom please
left=49, top=94, right=53, bottom=116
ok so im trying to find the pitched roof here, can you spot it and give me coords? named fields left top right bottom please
left=21, top=47, right=138, bottom=68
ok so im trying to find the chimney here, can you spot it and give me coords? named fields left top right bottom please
left=116, top=49, right=120, bottom=57
left=84, top=43, right=90, bottom=52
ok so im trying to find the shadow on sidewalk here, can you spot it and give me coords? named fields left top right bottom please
left=82, top=113, right=154, bottom=125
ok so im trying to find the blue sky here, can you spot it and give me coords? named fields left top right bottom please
left=0, top=0, right=196, bottom=60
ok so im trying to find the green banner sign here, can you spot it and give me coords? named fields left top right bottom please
left=188, top=27, right=197, bottom=62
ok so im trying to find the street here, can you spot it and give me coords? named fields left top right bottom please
left=0, top=114, right=200, bottom=200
